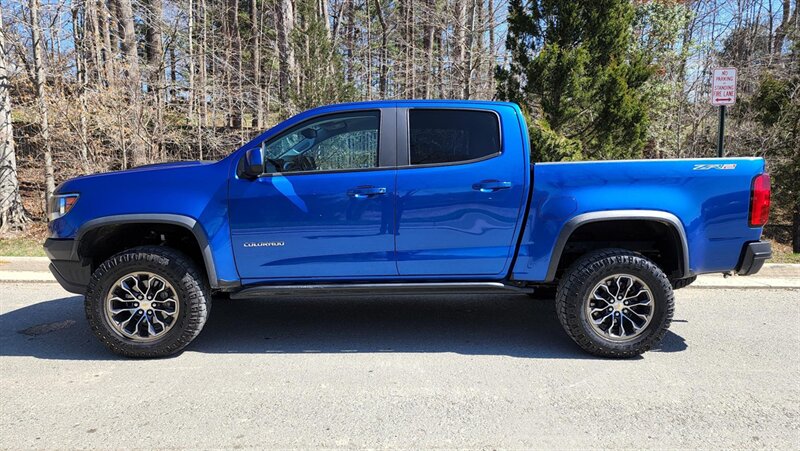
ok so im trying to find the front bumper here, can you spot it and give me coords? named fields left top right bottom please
left=44, top=238, right=91, bottom=294
left=736, top=240, right=772, bottom=276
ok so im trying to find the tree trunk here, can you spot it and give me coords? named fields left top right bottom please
left=85, top=0, right=103, bottom=84
left=343, top=0, right=354, bottom=84
left=145, top=0, right=164, bottom=161
left=28, top=0, right=56, bottom=201
left=773, top=0, right=791, bottom=55
left=462, top=0, right=476, bottom=99
left=0, top=6, right=28, bottom=231
left=112, top=0, right=147, bottom=167
left=99, top=0, right=115, bottom=84
left=233, top=0, right=244, bottom=143
left=793, top=206, right=800, bottom=254
left=487, top=0, right=495, bottom=95
left=71, top=2, right=91, bottom=172
left=452, top=0, right=467, bottom=98
left=275, top=0, right=296, bottom=116
left=319, top=0, right=331, bottom=38
left=374, top=0, right=388, bottom=98
left=199, top=0, right=208, bottom=158
left=145, top=0, right=164, bottom=156
left=252, top=0, right=263, bottom=129
left=188, top=0, right=196, bottom=125
left=423, top=0, right=435, bottom=98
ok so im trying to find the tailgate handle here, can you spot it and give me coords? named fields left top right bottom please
left=472, top=180, right=512, bottom=193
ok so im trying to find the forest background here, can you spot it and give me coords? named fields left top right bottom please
left=0, top=0, right=798, bottom=259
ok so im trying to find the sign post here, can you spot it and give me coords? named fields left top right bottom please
left=711, top=67, right=737, bottom=157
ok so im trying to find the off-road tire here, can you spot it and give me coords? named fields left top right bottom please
left=555, top=249, right=674, bottom=358
left=670, top=275, right=697, bottom=290
left=85, top=245, right=211, bottom=358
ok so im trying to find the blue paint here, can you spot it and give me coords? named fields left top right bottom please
left=49, top=100, right=767, bottom=287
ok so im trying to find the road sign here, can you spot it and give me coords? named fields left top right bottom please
left=711, top=67, right=737, bottom=106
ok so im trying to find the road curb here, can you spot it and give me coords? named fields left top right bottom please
left=1, top=258, right=799, bottom=288
left=1, top=274, right=798, bottom=290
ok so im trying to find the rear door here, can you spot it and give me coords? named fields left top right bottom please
left=228, top=108, right=398, bottom=280
left=394, top=106, right=528, bottom=276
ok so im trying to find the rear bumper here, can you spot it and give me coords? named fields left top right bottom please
left=736, top=240, right=772, bottom=276
left=44, top=238, right=90, bottom=294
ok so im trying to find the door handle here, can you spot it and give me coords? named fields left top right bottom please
left=472, top=180, right=512, bottom=193
left=347, top=186, right=387, bottom=198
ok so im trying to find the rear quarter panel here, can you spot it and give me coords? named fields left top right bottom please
left=512, top=158, right=766, bottom=281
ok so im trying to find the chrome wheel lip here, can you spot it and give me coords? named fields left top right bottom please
left=585, top=273, right=655, bottom=343
left=104, top=271, right=180, bottom=343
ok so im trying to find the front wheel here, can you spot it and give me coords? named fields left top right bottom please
left=84, top=246, right=211, bottom=358
left=555, top=249, right=674, bottom=358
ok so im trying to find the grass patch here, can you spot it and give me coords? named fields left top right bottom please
left=769, top=239, right=800, bottom=263
left=0, top=237, right=46, bottom=257
left=773, top=250, right=800, bottom=263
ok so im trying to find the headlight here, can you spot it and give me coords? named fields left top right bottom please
left=48, top=194, right=79, bottom=221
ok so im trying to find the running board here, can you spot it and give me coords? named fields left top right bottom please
left=230, top=282, right=533, bottom=299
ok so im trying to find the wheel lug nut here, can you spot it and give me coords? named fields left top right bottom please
left=147, top=310, right=153, bottom=315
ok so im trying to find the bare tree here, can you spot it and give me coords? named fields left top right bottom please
left=0, top=6, right=28, bottom=231
left=145, top=0, right=165, bottom=159
left=252, top=0, right=264, bottom=129
left=28, top=0, right=56, bottom=201
left=374, top=0, right=389, bottom=97
left=276, top=0, right=297, bottom=116
left=113, top=0, right=147, bottom=167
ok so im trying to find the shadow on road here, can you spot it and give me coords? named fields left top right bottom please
left=0, top=293, right=686, bottom=360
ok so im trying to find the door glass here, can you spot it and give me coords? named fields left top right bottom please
left=263, top=111, right=380, bottom=173
left=409, top=109, right=501, bottom=165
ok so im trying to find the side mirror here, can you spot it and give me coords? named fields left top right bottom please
left=242, top=147, right=265, bottom=178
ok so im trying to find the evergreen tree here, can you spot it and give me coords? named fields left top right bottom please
left=496, top=0, right=654, bottom=161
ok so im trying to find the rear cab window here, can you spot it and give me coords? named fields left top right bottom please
left=408, top=109, right=501, bottom=166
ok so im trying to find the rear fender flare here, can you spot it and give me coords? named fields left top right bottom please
left=545, top=210, right=691, bottom=282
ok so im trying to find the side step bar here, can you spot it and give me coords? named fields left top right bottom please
left=230, top=282, right=534, bottom=299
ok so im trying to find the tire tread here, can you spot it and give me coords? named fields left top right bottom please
left=555, top=248, right=674, bottom=358
left=84, top=245, right=210, bottom=358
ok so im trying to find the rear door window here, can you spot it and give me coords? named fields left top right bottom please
left=408, top=109, right=501, bottom=165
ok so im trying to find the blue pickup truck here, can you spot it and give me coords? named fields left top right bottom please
left=44, top=100, right=772, bottom=358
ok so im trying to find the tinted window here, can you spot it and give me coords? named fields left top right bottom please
left=263, top=111, right=380, bottom=173
left=409, top=110, right=500, bottom=165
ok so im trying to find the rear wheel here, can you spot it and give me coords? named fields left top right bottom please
left=84, top=246, right=211, bottom=358
left=555, top=249, right=674, bottom=358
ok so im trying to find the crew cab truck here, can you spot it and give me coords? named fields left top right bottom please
left=44, top=100, right=772, bottom=358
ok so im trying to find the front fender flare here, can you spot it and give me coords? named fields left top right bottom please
left=75, top=214, right=220, bottom=289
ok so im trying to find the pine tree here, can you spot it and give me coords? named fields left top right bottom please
left=496, top=0, right=654, bottom=162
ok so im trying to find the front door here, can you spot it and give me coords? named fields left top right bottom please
left=229, top=109, right=398, bottom=280
left=394, top=107, right=528, bottom=276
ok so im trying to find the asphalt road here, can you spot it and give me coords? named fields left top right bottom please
left=1, top=283, right=798, bottom=449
